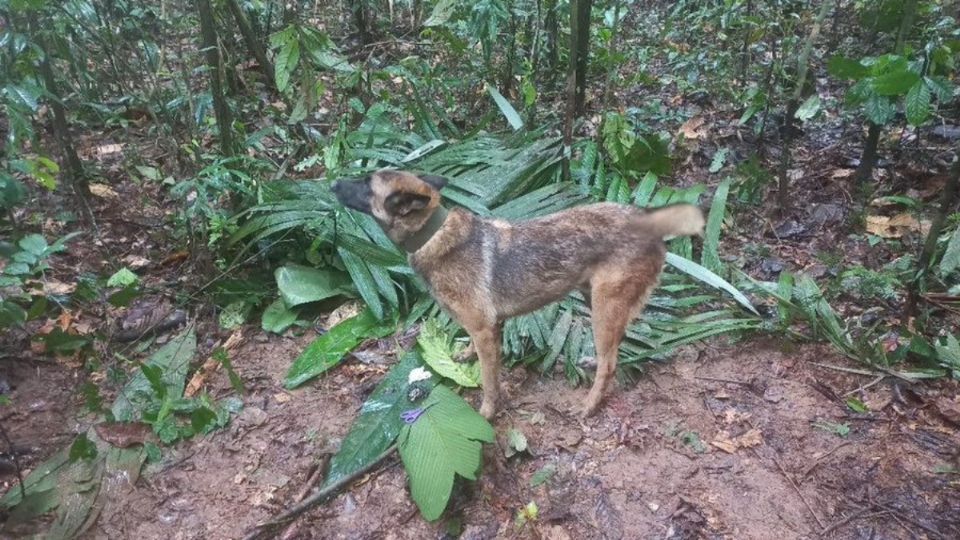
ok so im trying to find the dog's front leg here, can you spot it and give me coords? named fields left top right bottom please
left=464, top=324, right=501, bottom=419
left=453, top=341, right=475, bottom=363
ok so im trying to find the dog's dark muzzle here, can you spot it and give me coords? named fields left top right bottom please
left=332, top=178, right=373, bottom=214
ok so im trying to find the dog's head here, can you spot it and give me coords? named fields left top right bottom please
left=332, top=170, right=448, bottom=242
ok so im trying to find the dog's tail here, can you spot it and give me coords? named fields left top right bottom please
left=641, top=204, right=705, bottom=240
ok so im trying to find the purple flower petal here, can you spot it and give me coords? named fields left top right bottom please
left=401, top=407, right=426, bottom=424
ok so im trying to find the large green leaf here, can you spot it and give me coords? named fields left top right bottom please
left=864, top=96, right=895, bottom=125
left=934, top=334, right=960, bottom=378
left=275, top=264, right=353, bottom=307
left=871, top=69, right=920, bottom=96
left=0, top=448, right=70, bottom=512
left=827, top=56, right=869, bottom=80
left=0, top=430, right=145, bottom=536
left=424, top=0, right=457, bottom=26
left=261, top=297, right=298, bottom=334
left=486, top=83, right=523, bottom=131
left=665, top=253, right=758, bottom=315
left=274, top=27, right=300, bottom=93
left=337, top=248, right=385, bottom=320
left=905, top=81, right=931, bottom=126
left=284, top=307, right=397, bottom=388
left=940, top=225, right=960, bottom=277
left=112, top=329, right=196, bottom=422
left=398, top=385, right=494, bottom=521
left=701, top=177, right=731, bottom=273
left=323, top=352, right=426, bottom=488
left=418, top=318, right=480, bottom=387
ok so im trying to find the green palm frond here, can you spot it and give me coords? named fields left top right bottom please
left=230, top=113, right=760, bottom=382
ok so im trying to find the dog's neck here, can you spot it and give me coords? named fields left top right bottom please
left=399, top=205, right=449, bottom=253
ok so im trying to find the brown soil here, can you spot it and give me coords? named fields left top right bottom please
left=3, top=334, right=958, bottom=540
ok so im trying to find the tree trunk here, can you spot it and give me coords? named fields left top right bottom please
left=32, top=19, right=90, bottom=203
left=856, top=0, right=918, bottom=191
left=855, top=121, right=881, bottom=186
left=544, top=0, right=558, bottom=74
left=776, top=0, right=831, bottom=214
left=905, top=152, right=960, bottom=322
left=502, top=16, right=517, bottom=98
left=595, top=1, right=623, bottom=150
left=197, top=0, right=235, bottom=157
left=226, top=0, right=276, bottom=90
left=526, top=0, right=542, bottom=126
left=573, top=0, right=593, bottom=115
left=352, top=0, right=371, bottom=45
left=562, top=0, right=585, bottom=182
left=737, top=0, right=753, bottom=84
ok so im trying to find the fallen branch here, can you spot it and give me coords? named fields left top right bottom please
left=800, top=441, right=852, bottom=481
left=242, top=444, right=397, bottom=540
left=819, top=508, right=886, bottom=537
left=752, top=447, right=825, bottom=530
left=279, top=454, right=331, bottom=540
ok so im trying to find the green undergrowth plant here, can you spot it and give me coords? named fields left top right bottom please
left=231, top=104, right=763, bottom=388
left=317, top=348, right=493, bottom=522
left=0, top=232, right=79, bottom=331
left=748, top=272, right=952, bottom=379
left=0, top=329, right=242, bottom=534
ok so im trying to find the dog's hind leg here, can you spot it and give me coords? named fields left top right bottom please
left=582, top=266, right=658, bottom=417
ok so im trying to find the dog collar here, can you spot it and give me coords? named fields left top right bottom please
left=399, top=206, right=449, bottom=253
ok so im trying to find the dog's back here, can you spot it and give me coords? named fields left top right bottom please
left=458, top=203, right=704, bottom=319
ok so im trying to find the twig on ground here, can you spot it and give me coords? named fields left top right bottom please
left=842, top=375, right=886, bottom=397
left=801, top=441, right=852, bottom=480
left=811, top=363, right=879, bottom=377
left=694, top=375, right=754, bottom=386
left=279, top=454, right=331, bottom=540
left=242, top=444, right=397, bottom=540
left=0, top=420, right=26, bottom=501
left=819, top=508, right=886, bottom=537
left=753, top=448, right=825, bottom=530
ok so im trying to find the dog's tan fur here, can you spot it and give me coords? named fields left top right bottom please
left=333, top=170, right=705, bottom=418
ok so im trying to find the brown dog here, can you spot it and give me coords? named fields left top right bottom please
left=333, top=170, right=704, bottom=418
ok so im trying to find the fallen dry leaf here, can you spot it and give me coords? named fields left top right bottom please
left=326, top=301, right=364, bottom=328
left=122, top=254, right=151, bottom=269
left=57, top=309, right=74, bottom=331
left=831, top=168, right=855, bottom=179
left=95, top=422, right=156, bottom=448
left=96, top=143, right=123, bottom=158
left=540, top=525, right=573, bottom=540
left=678, top=116, right=706, bottom=139
left=184, top=329, right=245, bottom=397
left=866, top=214, right=931, bottom=238
left=722, top=408, right=752, bottom=424
left=161, top=250, right=189, bottom=266
left=56, top=352, right=84, bottom=369
left=42, top=279, right=77, bottom=295
left=934, top=397, right=960, bottom=426
left=89, top=183, right=119, bottom=199
left=73, top=320, right=94, bottom=335
left=711, top=428, right=763, bottom=453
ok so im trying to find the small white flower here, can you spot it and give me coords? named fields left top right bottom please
left=408, top=367, right=432, bottom=383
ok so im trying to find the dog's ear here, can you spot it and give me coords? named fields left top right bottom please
left=384, top=191, right=431, bottom=216
left=419, top=174, right=448, bottom=191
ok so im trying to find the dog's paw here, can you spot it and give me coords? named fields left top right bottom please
left=576, top=355, right=597, bottom=370
left=479, top=401, right=497, bottom=420
left=454, top=342, right=476, bottom=364
left=580, top=393, right=602, bottom=419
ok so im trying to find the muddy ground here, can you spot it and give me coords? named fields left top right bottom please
left=3, top=332, right=958, bottom=540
